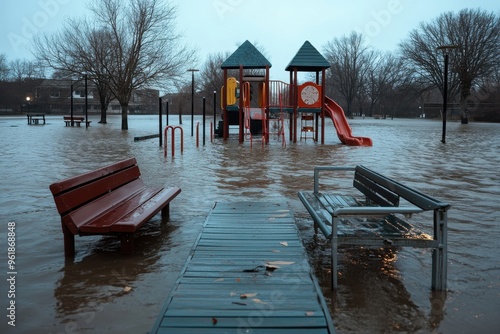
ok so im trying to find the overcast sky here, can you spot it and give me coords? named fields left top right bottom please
left=1, top=0, right=499, bottom=82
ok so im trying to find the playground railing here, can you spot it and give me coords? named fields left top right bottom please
left=269, top=80, right=293, bottom=108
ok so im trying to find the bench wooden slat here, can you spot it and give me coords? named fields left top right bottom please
left=75, top=185, right=161, bottom=233
left=50, top=158, right=138, bottom=195
left=77, top=187, right=176, bottom=234
left=111, top=187, right=182, bottom=233
left=53, top=166, right=141, bottom=215
left=355, top=165, right=449, bottom=210
left=61, top=179, right=146, bottom=234
left=354, top=172, right=399, bottom=206
left=324, top=194, right=360, bottom=209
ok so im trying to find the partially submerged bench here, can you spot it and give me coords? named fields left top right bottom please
left=63, top=116, right=92, bottom=127
left=27, top=113, right=46, bottom=125
left=49, top=158, right=181, bottom=257
left=298, top=165, right=450, bottom=291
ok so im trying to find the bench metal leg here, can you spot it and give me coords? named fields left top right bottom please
left=161, top=203, right=170, bottom=217
left=432, top=209, right=448, bottom=290
left=62, top=224, right=75, bottom=257
left=331, top=239, right=338, bottom=290
left=331, top=216, right=339, bottom=290
left=120, top=234, right=134, bottom=255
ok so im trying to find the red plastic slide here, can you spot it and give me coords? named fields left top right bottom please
left=324, top=96, right=373, bottom=146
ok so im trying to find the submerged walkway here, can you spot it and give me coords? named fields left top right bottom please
left=151, top=201, right=335, bottom=334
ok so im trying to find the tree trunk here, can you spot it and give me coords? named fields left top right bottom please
left=178, top=103, right=183, bottom=124
left=461, top=112, right=469, bottom=124
left=345, top=102, right=353, bottom=118
left=121, top=104, right=128, bottom=130
left=460, top=100, right=469, bottom=124
left=99, top=106, right=107, bottom=124
left=460, top=80, right=471, bottom=125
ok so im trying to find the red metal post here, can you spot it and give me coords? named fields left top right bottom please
left=293, top=69, right=298, bottom=143
left=164, top=126, right=184, bottom=157
left=239, top=65, right=244, bottom=143
left=321, top=69, right=326, bottom=144
left=223, top=70, right=228, bottom=140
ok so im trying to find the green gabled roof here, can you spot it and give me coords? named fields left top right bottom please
left=221, top=40, right=272, bottom=69
left=285, top=41, right=330, bottom=72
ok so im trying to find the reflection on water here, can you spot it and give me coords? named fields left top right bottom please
left=0, top=115, right=499, bottom=333
left=55, top=219, right=177, bottom=318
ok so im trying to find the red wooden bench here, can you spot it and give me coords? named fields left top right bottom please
left=49, top=158, right=181, bottom=257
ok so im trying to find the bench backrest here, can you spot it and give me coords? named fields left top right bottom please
left=354, top=165, right=450, bottom=210
left=49, top=158, right=141, bottom=216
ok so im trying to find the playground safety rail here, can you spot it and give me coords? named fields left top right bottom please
left=163, top=125, right=183, bottom=157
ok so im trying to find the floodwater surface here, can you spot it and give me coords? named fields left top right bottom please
left=0, top=114, right=499, bottom=333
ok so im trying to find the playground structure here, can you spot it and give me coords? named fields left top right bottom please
left=219, top=40, right=372, bottom=146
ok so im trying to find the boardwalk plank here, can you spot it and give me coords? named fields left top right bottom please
left=156, top=328, right=329, bottom=334
left=151, top=202, right=335, bottom=334
left=160, top=316, right=327, bottom=328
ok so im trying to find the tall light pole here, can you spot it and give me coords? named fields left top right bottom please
left=84, top=73, right=89, bottom=128
left=70, top=81, right=74, bottom=126
left=187, top=69, right=199, bottom=136
left=437, top=45, right=459, bottom=144
left=26, top=96, right=31, bottom=113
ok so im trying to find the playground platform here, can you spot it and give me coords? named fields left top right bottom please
left=150, top=201, right=335, bottom=334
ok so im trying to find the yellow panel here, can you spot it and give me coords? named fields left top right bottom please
left=226, top=77, right=238, bottom=106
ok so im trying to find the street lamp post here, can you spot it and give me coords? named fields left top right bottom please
left=437, top=45, right=459, bottom=144
left=187, top=69, right=199, bottom=136
left=84, top=73, right=89, bottom=128
left=26, top=96, right=31, bottom=113
left=70, top=82, right=74, bottom=126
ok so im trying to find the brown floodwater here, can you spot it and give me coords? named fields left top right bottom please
left=0, top=114, right=499, bottom=333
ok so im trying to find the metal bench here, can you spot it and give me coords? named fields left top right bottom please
left=298, top=165, right=450, bottom=291
left=49, top=157, right=181, bottom=257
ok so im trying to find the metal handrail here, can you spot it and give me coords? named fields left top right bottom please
left=163, top=125, right=183, bottom=157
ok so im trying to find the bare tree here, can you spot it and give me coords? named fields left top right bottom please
left=8, top=59, right=45, bottom=82
left=88, top=0, right=195, bottom=129
left=364, top=52, right=404, bottom=117
left=400, top=8, right=500, bottom=123
left=34, top=21, right=115, bottom=123
left=34, top=0, right=195, bottom=129
left=0, top=54, right=10, bottom=80
left=199, top=52, right=231, bottom=110
left=324, top=32, right=372, bottom=117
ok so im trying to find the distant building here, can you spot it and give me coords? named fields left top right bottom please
left=0, top=79, right=159, bottom=115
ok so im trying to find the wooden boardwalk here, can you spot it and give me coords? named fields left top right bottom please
left=151, top=201, right=335, bottom=334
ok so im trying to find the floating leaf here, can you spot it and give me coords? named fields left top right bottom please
left=280, top=241, right=288, bottom=247
left=235, top=278, right=241, bottom=283
left=252, top=298, right=268, bottom=305
left=305, top=311, right=315, bottom=316
left=266, top=261, right=295, bottom=266
left=240, top=293, right=257, bottom=299
left=123, top=286, right=132, bottom=292
left=212, top=317, right=218, bottom=325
